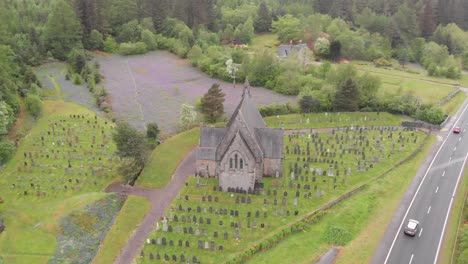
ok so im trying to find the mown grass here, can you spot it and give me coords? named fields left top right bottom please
left=460, top=74, right=468, bottom=88
left=249, top=135, right=435, bottom=264
left=442, top=92, right=467, bottom=116
left=264, top=112, right=409, bottom=129
left=0, top=100, right=118, bottom=263
left=250, top=33, right=279, bottom=53
left=440, top=167, right=468, bottom=264
left=136, top=128, right=200, bottom=189
left=92, top=196, right=152, bottom=264
left=354, top=62, right=459, bottom=85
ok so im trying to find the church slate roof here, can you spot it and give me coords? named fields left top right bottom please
left=198, top=78, right=283, bottom=162
left=200, top=127, right=226, bottom=147
left=198, top=127, right=226, bottom=160
left=255, top=128, right=283, bottom=159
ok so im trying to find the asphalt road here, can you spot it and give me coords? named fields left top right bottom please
left=378, top=102, right=468, bottom=264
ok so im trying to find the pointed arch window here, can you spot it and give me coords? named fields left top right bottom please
left=229, top=158, right=233, bottom=169
left=234, top=154, right=238, bottom=169
left=240, top=158, right=243, bottom=169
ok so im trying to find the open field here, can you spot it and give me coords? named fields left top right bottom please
left=0, top=100, right=119, bottom=263
left=250, top=33, right=279, bottom=53
left=265, top=112, right=410, bottom=129
left=93, top=196, right=152, bottom=264
left=95, top=51, right=295, bottom=135
left=137, top=127, right=426, bottom=263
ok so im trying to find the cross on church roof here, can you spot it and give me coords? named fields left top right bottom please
left=243, top=77, right=251, bottom=97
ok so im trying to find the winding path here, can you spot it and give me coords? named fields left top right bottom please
left=105, top=149, right=196, bottom=264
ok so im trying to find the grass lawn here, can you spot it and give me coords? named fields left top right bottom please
left=0, top=100, right=119, bottom=263
left=461, top=74, right=468, bottom=88
left=442, top=92, right=467, bottom=116
left=93, top=196, right=152, bottom=264
left=377, top=74, right=458, bottom=104
left=136, top=128, right=200, bottom=189
left=249, top=135, right=435, bottom=264
left=440, top=168, right=468, bottom=264
left=250, top=33, right=279, bottom=53
left=354, top=62, right=460, bottom=85
left=264, top=112, right=410, bottom=129
left=138, top=128, right=426, bottom=264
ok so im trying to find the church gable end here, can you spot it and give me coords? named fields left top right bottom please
left=196, top=78, right=284, bottom=191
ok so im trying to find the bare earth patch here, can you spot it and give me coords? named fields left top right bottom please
left=95, top=51, right=295, bottom=135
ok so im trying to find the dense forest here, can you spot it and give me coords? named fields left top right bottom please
left=1, top=0, right=468, bottom=162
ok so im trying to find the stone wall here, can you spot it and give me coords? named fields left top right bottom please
left=195, top=160, right=216, bottom=177
left=263, top=158, right=283, bottom=177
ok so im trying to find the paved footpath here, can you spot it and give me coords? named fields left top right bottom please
left=105, top=149, right=196, bottom=264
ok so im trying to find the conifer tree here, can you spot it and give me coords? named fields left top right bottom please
left=201, top=83, right=225, bottom=123
left=44, top=0, right=82, bottom=60
left=254, top=2, right=272, bottom=33
left=421, top=1, right=436, bottom=39
left=335, top=78, right=360, bottom=111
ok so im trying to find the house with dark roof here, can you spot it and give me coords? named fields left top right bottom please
left=196, top=79, right=283, bottom=192
left=277, top=43, right=308, bottom=57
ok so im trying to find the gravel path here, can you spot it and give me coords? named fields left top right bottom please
left=105, top=148, right=196, bottom=264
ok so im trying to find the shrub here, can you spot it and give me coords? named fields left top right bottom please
left=73, top=74, right=83, bottom=85
left=323, top=225, right=352, bottom=245
left=118, top=42, right=148, bottom=55
left=25, top=94, right=43, bottom=119
left=0, top=139, right=14, bottom=164
left=259, top=103, right=297, bottom=117
left=374, top=57, right=392, bottom=67
left=88, top=29, right=104, bottom=50
left=103, top=36, right=118, bottom=53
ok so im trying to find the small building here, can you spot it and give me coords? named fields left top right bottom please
left=196, top=80, right=284, bottom=192
left=277, top=43, right=308, bottom=57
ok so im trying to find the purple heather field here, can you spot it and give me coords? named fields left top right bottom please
left=96, top=51, right=295, bottom=135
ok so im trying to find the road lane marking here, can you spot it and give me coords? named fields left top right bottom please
left=442, top=171, right=445, bottom=177
left=435, top=186, right=439, bottom=193
left=383, top=100, right=468, bottom=264
left=459, top=137, right=461, bottom=141
left=454, top=147, right=457, bottom=151
left=449, top=156, right=452, bottom=161
left=427, top=206, right=431, bottom=214
left=434, top=151, right=468, bottom=264
left=419, top=228, right=423, bottom=238
left=409, top=254, right=414, bottom=264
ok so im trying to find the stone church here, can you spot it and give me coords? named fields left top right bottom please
left=196, top=80, right=283, bottom=192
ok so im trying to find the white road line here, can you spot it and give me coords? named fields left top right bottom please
left=459, top=137, right=461, bottom=141
left=383, top=101, right=468, bottom=264
left=409, top=254, right=414, bottom=264
left=435, top=186, right=439, bottom=193
left=434, top=151, right=468, bottom=264
left=454, top=147, right=457, bottom=151
left=419, top=228, right=423, bottom=238
left=427, top=206, right=431, bottom=214
left=442, top=171, right=445, bottom=177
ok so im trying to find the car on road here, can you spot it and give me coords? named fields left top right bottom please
left=404, top=219, right=420, bottom=236
left=453, top=127, right=461, bottom=134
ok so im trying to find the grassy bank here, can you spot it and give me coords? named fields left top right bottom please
left=93, top=196, right=151, bottom=264
left=136, top=128, right=200, bottom=189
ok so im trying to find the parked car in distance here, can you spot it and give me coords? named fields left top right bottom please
left=453, top=127, right=461, bottom=134
left=404, top=219, right=420, bottom=236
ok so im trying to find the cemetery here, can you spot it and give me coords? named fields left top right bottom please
left=138, top=126, right=427, bottom=263
left=0, top=101, right=121, bottom=263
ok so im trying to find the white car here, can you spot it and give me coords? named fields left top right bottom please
left=404, top=219, right=420, bottom=236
